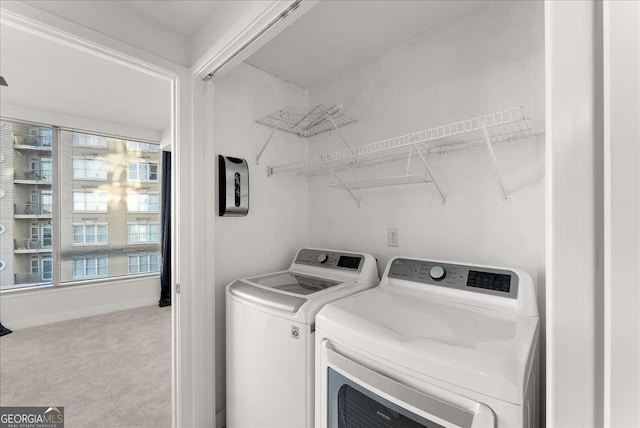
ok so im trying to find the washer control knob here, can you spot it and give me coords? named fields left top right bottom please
left=317, top=253, right=328, bottom=264
left=429, top=266, right=446, bottom=281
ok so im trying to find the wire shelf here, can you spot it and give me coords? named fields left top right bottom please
left=256, top=104, right=357, bottom=137
left=330, top=175, right=431, bottom=191
left=268, top=107, right=534, bottom=176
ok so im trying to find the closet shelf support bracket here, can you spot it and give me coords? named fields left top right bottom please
left=256, top=128, right=277, bottom=165
left=329, top=165, right=360, bottom=208
left=481, top=127, right=510, bottom=200
left=413, top=143, right=446, bottom=204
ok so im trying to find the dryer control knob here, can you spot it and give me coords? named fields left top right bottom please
left=429, top=266, right=446, bottom=281
left=317, top=253, right=328, bottom=264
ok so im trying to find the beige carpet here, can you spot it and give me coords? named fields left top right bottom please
left=0, top=305, right=171, bottom=427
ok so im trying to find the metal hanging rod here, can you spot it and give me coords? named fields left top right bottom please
left=203, top=0, right=303, bottom=81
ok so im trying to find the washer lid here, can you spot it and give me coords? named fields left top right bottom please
left=316, top=287, right=539, bottom=404
left=248, top=272, right=342, bottom=296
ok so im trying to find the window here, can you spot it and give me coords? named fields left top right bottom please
left=41, top=257, right=53, bottom=281
left=127, top=140, right=159, bottom=152
left=73, top=256, right=108, bottom=278
left=29, top=127, right=53, bottom=147
left=30, top=157, right=52, bottom=181
left=128, top=162, right=158, bottom=181
left=128, top=223, right=160, bottom=243
left=0, top=260, right=5, bottom=272
left=31, top=225, right=53, bottom=248
left=1, top=120, right=161, bottom=290
left=127, top=192, right=159, bottom=212
left=73, top=158, right=108, bottom=180
left=31, top=190, right=53, bottom=215
left=31, top=256, right=53, bottom=281
left=73, top=224, right=108, bottom=245
left=72, top=132, right=107, bottom=148
left=128, top=254, right=160, bottom=274
left=73, top=190, right=108, bottom=211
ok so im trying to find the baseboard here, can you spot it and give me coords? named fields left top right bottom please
left=5, top=297, right=158, bottom=330
left=216, top=409, right=226, bottom=428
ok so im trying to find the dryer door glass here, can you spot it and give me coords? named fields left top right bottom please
left=329, top=369, right=444, bottom=428
left=249, top=272, right=342, bottom=296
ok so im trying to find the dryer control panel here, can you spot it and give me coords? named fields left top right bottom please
left=387, top=258, right=519, bottom=299
left=295, top=249, right=363, bottom=272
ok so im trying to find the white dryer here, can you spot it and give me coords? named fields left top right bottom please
left=226, top=248, right=379, bottom=428
left=316, top=257, right=540, bottom=428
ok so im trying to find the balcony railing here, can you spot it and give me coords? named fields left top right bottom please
left=14, top=239, right=53, bottom=252
left=13, top=133, right=53, bottom=149
left=14, top=169, right=53, bottom=183
left=14, top=203, right=53, bottom=216
left=14, top=273, right=51, bottom=285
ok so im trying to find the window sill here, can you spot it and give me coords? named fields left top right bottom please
left=0, top=273, right=160, bottom=296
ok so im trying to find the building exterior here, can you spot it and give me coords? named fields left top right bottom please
left=0, top=119, right=161, bottom=291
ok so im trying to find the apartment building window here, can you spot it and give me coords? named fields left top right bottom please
left=1, top=119, right=161, bottom=291
left=128, top=253, right=160, bottom=274
left=128, top=161, right=158, bottom=182
left=28, top=127, right=53, bottom=147
left=31, top=225, right=53, bottom=248
left=72, top=132, right=107, bottom=148
left=31, top=256, right=53, bottom=281
left=30, top=190, right=53, bottom=215
left=128, top=223, right=159, bottom=243
left=73, top=256, right=108, bottom=279
left=73, top=190, right=108, bottom=211
left=30, top=157, right=52, bottom=181
left=127, top=192, right=159, bottom=212
left=73, top=158, right=108, bottom=180
left=127, top=141, right=158, bottom=152
left=73, top=224, right=108, bottom=245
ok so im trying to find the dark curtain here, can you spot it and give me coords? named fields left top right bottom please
left=159, top=151, right=172, bottom=307
left=0, top=322, right=11, bottom=337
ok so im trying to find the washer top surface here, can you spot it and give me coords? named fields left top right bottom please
left=226, top=248, right=380, bottom=323
left=316, top=257, right=540, bottom=404
left=248, top=271, right=342, bottom=296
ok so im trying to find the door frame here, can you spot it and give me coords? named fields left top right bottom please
left=0, top=4, right=191, bottom=427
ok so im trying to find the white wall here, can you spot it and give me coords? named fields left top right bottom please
left=305, top=0, right=545, bottom=328
left=213, top=62, right=309, bottom=416
left=20, top=0, right=191, bottom=67
left=604, top=1, right=640, bottom=426
left=1, top=104, right=162, bottom=143
left=545, top=1, right=604, bottom=426
left=0, top=275, right=160, bottom=329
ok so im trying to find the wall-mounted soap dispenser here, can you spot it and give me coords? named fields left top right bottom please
left=218, top=155, right=249, bottom=216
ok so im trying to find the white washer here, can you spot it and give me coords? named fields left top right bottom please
left=226, top=248, right=379, bottom=428
left=316, top=257, right=540, bottom=428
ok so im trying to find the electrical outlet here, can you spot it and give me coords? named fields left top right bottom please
left=388, top=228, right=399, bottom=247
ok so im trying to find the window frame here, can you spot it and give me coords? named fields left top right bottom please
left=72, top=223, right=109, bottom=246
left=72, top=157, right=108, bottom=181
left=127, top=191, right=160, bottom=213
left=128, top=253, right=160, bottom=274
left=72, top=256, right=109, bottom=279
left=127, top=222, right=160, bottom=244
left=71, top=132, right=108, bottom=149
left=72, top=189, right=109, bottom=212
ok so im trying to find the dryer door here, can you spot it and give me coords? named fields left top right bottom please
left=323, top=342, right=495, bottom=428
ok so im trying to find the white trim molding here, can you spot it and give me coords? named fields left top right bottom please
left=545, top=1, right=605, bottom=426
left=603, top=1, right=640, bottom=427
left=191, top=0, right=319, bottom=81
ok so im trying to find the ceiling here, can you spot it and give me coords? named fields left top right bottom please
left=246, top=0, right=489, bottom=88
left=0, top=23, right=171, bottom=134
left=118, top=0, right=223, bottom=37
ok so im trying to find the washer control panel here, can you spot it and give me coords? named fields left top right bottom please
left=387, top=258, right=519, bottom=299
left=295, top=249, right=363, bottom=272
